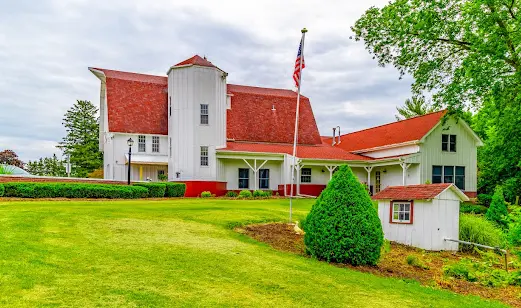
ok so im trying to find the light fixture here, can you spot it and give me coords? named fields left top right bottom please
left=127, top=138, right=134, bottom=147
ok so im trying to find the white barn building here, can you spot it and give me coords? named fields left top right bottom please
left=89, top=55, right=482, bottom=197
left=373, top=183, right=470, bottom=251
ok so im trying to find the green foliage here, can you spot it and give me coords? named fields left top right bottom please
left=133, top=183, right=167, bottom=198
left=507, top=206, right=521, bottom=247
left=406, top=255, right=429, bottom=270
left=485, top=187, right=509, bottom=229
left=200, top=191, right=212, bottom=198
left=460, top=203, right=488, bottom=215
left=304, top=165, right=383, bottom=266
left=57, top=100, right=103, bottom=177
left=239, top=190, right=252, bottom=198
left=2, top=182, right=148, bottom=199
left=253, top=190, right=271, bottom=198
left=0, top=165, right=15, bottom=175
left=478, top=194, right=493, bottom=207
left=0, top=184, right=4, bottom=197
left=157, top=173, right=168, bottom=182
left=164, top=183, right=186, bottom=197
left=26, top=154, right=67, bottom=177
left=0, top=150, right=24, bottom=168
left=395, top=97, right=437, bottom=121
left=459, top=214, right=504, bottom=253
left=225, top=191, right=238, bottom=198
left=444, top=259, right=478, bottom=282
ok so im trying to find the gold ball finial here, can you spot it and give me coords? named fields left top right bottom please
left=301, top=28, right=308, bottom=33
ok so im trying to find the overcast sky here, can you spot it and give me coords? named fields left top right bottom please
left=0, top=0, right=413, bottom=162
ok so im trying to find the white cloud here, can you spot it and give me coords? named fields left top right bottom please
left=0, top=0, right=412, bottom=162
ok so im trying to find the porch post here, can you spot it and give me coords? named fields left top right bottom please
left=400, top=162, right=411, bottom=186
left=242, top=158, right=268, bottom=191
left=295, top=161, right=303, bottom=195
left=364, top=166, right=373, bottom=192
left=325, top=165, right=337, bottom=181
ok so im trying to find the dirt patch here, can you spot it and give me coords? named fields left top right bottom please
left=239, top=223, right=521, bottom=307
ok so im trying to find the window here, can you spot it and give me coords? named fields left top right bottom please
left=432, top=165, right=465, bottom=190
left=442, top=134, right=456, bottom=152
left=391, top=201, right=413, bottom=224
left=158, top=170, right=165, bottom=180
left=152, top=136, right=160, bottom=153
left=301, top=168, right=311, bottom=183
left=375, top=171, right=381, bottom=194
left=138, top=135, right=146, bottom=152
left=200, top=146, right=209, bottom=166
left=200, top=104, right=209, bottom=125
left=432, top=166, right=442, bottom=183
left=259, top=169, right=269, bottom=189
left=238, top=168, right=249, bottom=189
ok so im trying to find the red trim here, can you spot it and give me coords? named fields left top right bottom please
left=278, top=184, right=326, bottom=197
left=463, top=191, right=477, bottom=198
left=389, top=200, right=414, bottom=224
left=180, top=181, right=227, bottom=197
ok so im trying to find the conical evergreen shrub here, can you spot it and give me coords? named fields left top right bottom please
left=486, top=186, right=509, bottom=230
left=304, top=165, right=383, bottom=265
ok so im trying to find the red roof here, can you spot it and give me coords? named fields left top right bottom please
left=323, top=111, right=446, bottom=152
left=372, top=183, right=453, bottom=200
left=173, top=55, right=218, bottom=69
left=220, top=142, right=372, bottom=160
left=227, top=85, right=322, bottom=145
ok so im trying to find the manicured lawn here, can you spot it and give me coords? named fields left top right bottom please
left=0, top=198, right=507, bottom=307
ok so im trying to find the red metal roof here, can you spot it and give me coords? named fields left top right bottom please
left=219, top=142, right=373, bottom=160
left=173, top=55, right=218, bottom=68
left=372, top=183, right=453, bottom=200
left=323, top=111, right=446, bottom=152
left=227, top=85, right=322, bottom=145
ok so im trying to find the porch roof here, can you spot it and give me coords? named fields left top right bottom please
left=218, top=141, right=373, bottom=161
left=124, top=154, right=168, bottom=165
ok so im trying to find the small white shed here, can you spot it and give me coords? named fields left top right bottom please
left=372, top=183, right=469, bottom=251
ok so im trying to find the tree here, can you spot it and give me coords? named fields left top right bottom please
left=486, top=186, right=509, bottom=230
left=351, top=1, right=521, bottom=114
left=58, top=100, right=102, bottom=178
left=304, top=165, right=383, bottom=265
left=395, top=97, right=437, bottom=120
left=0, top=150, right=24, bottom=168
left=26, top=154, right=67, bottom=177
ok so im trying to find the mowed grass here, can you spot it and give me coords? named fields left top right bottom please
left=0, top=199, right=507, bottom=307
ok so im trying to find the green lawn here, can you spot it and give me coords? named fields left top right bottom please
left=0, top=198, right=507, bottom=307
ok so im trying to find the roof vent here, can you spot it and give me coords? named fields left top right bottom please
left=332, top=126, right=341, bottom=146
left=272, top=104, right=276, bottom=111
left=332, top=127, right=336, bottom=146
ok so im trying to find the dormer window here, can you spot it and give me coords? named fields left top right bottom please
left=442, top=134, right=456, bottom=152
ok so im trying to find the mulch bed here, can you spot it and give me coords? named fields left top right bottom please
left=239, top=223, right=521, bottom=307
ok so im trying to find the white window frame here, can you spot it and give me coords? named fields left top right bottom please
left=200, top=146, right=209, bottom=166
left=200, top=104, right=209, bottom=125
left=138, top=135, right=146, bottom=152
left=152, top=136, right=160, bottom=153
left=391, top=201, right=413, bottom=224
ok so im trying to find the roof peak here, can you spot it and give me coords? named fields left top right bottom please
left=173, top=55, right=218, bottom=69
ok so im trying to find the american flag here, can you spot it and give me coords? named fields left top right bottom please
left=293, top=37, right=305, bottom=88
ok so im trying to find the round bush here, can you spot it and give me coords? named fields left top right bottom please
left=239, top=190, right=252, bottom=198
left=225, top=191, right=238, bottom=198
left=304, top=165, right=383, bottom=265
left=200, top=191, right=212, bottom=198
left=459, top=214, right=505, bottom=252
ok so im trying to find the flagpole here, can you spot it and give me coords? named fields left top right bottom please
left=289, top=28, right=307, bottom=224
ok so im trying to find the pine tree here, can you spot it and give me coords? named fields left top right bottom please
left=57, top=100, right=102, bottom=177
left=27, top=154, right=67, bottom=177
left=395, top=97, right=437, bottom=121
left=304, top=165, right=383, bottom=265
left=486, top=186, right=509, bottom=230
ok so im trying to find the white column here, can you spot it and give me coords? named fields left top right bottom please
left=243, top=158, right=268, bottom=190
left=325, top=165, right=337, bottom=181
left=364, top=166, right=373, bottom=192
left=294, top=160, right=303, bottom=195
left=400, top=162, right=411, bottom=186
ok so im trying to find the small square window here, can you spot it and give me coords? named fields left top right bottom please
left=442, top=134, right=456, bottom=152
left=301, top=168, right=311, bottom=183
left=200, top=104, right=209, bottom=125
left=152, top=136, right=160, bottom=153
left=391, top=202, right=413, bottom=224
left=138, top=135, right=146, bottom=152
left=200, top=146, right=209, bottom=166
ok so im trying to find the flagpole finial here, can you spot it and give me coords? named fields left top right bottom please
left=301, top=28, right=308, bottom=33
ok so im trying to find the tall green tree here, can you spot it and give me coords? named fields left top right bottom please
left=395, top=97, right=436, bottom=120
left=26, top=154, right=67, bottom=177
left=352, top=0, right=521, bottom=114
left=486, top=186, right=509, bottom=230
left=58, top=100, right=102, bottom=177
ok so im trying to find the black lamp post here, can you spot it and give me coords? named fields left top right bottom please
left=127, top=138, right=134, bottom=185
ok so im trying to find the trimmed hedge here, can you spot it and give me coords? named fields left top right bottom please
left=304, top=165, right=384, bottom=266
left=3, top=182, right=148, bottom=199
left=164, top=183, right=186, bottom=197
left=133, top=183, right=167, bottom=198
left=0, top=184, right=4, bottom=197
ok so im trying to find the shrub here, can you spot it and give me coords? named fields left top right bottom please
left=133, top=183, right=166, bottom=198
left=459, top=214, right=504, bottom=253
left=253, top=190, right=264, bottom=198
left=460, top=203, right=488, bottom=215
left=486, top=186, right=509, bottom=229
left=164, top=183, right=186, bottom=197
left=0, top=184, right=4, bottom=197
left=444, top=256, right=520, bottom=287
left=507, top=206, right=521, bottom=247
left=443, top=259, right=477, bottom=282
left=478, top=194, right=492, bottom=207
left=200, top=191, right=212, bottom=198
left=2, top=182, right=148, bottom=199
left=406, top=255, right=429, bottom=270
left=239, top=190, right=252, bottom=198
left=157, top=173, right=168, bottom=182
left=225, top=191, right=238, bottom=198
left=304, top=165, right=383, bottom=266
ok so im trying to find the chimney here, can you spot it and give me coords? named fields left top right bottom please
left=332, top=127, right=337, bottom=146
left=336, top=126, right=341, bottom=145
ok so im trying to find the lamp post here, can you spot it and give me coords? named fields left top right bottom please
left=127, top=138, right=134, bottom=185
